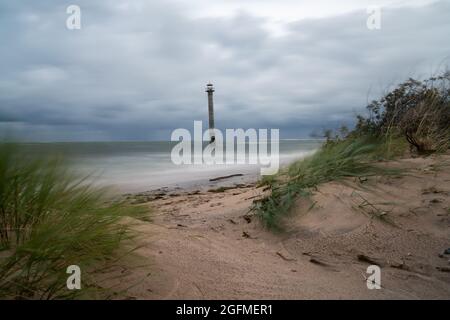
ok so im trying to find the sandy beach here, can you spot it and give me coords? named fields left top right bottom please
left=99, top=153, right=450, bottom=299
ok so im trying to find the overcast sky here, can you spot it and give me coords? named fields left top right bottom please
left=0, top=0, right=449, bottom=141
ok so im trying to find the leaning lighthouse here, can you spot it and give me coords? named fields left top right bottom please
left=206, top=83, right=215, bottom=143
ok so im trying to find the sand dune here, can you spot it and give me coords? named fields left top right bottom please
left=102, top=154, right=450, bottom=299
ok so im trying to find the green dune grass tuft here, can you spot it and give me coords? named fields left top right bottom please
left=0, top=143, right=144, bottom=299
left=252, top=136, right=403, bottom=230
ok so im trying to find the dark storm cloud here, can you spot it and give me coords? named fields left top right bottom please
left=0, top=0, right=449, bottom=141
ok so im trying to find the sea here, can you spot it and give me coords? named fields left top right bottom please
left=20, top=140, right=322, bottom=193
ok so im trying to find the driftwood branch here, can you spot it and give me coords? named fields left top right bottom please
left=209, top=174, right=244, bottom=182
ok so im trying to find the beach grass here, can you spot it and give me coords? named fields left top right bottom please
left=252, top=135, right=404, bottom=230
left=0, top=143, right=144, bottom=299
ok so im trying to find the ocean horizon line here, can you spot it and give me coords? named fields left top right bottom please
left=13, top=138, right=325, bottom=144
